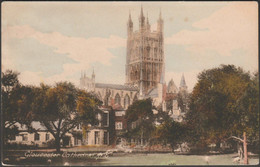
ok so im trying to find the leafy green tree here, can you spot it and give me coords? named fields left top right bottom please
left=185, top=65, right=258, bottom=151
left=234, top=72, right=259, bottom=153
left=2, top=70, right=34, bottom=143
left=125, top=98, right=155, bottom=145
left=1, top=70, right=19, bottom=93
left=32, top=82, right=101, bottom=152
left=155, top=120, right=187, bottom=152
left=2, top=70, right=20, bottom=130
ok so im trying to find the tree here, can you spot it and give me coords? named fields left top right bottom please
left=155, top=120, right=187, bottom=152
left=2, top=70, right=20, bottom=134
left=32, top=82, right=101, bottom=152
left=227, top=70, right=259, bottom=157
left=2, top=70, right=34, bottom=143
left=185, top=65, right=258, bottom=154
left=1, top=70, right=19, bottom=93
left=124, top=98, right=155, bottom=145
left=177, top=91, right=190, bottom=113
left=233, top=72, right=259, bottom=155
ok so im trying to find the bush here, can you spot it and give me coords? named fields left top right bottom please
left=46, top=139, right=56, bottom=148
left=4, top=142, right=38, bottom=150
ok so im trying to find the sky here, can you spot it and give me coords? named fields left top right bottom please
left=2, top=1, right=258, bottom=91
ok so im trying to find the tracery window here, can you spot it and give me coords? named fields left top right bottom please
left=115, top=93, right=121, bottom=105
left=124, top=94, right=130, bottom=109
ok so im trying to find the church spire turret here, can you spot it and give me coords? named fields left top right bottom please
left=141, top=5, right=144, bottom=17
left=139, top=5, right=145, bottom=32
left=128, top=10, right=133, bottom=24
left=157, top=9, right=163, bottom=33
left=146, top=12, right=150, bottom=32
left=127, top=10, right=133, bottom=36
left=179, top=73, right=188, bottom=91
left=180, top=73, right=186, bottom=87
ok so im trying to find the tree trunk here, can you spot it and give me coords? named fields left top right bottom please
left=55, top=137, right=61, bottom=153
left=216, top=141, right=221, bottom=150
left=243, top=132, right=248, bottom=165
left=237, top=143, right=243, bottom=160
left=171, top=144, right=175, bottom=154
left=141, top=129, right=143, bottom=146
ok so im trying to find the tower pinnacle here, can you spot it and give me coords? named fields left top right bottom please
left=180, top=73, right=186, bottom=87
left=146, top=12, right=151, bottom=31
left=179, top=73, right=188, bottom=92
left=141, top=5, right=144, bottom=17
left=127, top=10, right=133, bottom=36
left=157, top=8, right=163, bottom=32
left=139, top=5, right=145, bottom=31
left=146, top=12, right=149, bottom=24
left=128, top=10, right=132, bottom=22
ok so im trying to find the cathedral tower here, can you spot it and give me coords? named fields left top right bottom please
left=125, top=7, right=165, bottom=96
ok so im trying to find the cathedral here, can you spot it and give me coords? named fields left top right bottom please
left=79, top=7, right=188, bottom=110
left=78, top=7, right=189, bottom=145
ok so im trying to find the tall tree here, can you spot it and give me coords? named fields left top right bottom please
left=125, top=98, right=155, bottom=145
left=2, top=70, right=20, bottom=130
left=185, top=65, right=258, bottom=152
left=155, top=120, right=187, bottom=152
left=2, top=70, right=34, bottom=143
left=234, top=72, right=259, bottom=154
left=32, top=82, right=101, bottom=152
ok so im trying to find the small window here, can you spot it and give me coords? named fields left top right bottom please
left=115, top=111, right=125, bottom=117
left=115, top=122, right=123, bottom=130
left=34, top=133, right=40, bottom=141
left=22, top=134, right=28, bottom=141
left=104, top=131, right=108, bottom=145
left=46, top=133, right=50, bottom=141
left=10, top=134, right=16, bottom=141
left=94, top=131, right=100, bottom=145
left=103, top=113, right=109, bottom=127
left=85, top=131, right=89, bottom=145
left=131, top=122, right=137, bottom=129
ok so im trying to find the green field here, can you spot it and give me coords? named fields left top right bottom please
left=62, top=153, right=259, bottom=166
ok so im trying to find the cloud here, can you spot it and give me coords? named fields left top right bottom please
left=165, top=2, right=258, bottom=63
left=2, top=25, right=126, bottom=86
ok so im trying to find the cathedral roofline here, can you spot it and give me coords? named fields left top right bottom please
left=95, top=83, right=138, bottom=91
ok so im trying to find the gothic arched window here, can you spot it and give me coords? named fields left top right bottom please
left=115, top=93, right=121, bottom=105
left=135, top=70, right=138, bottom=80
left=124, top=94, right=130, bottom=109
